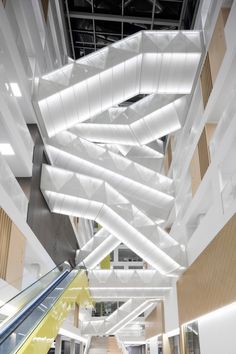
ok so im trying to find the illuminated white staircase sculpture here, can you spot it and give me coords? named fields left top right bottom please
left=81, top=299, right=157, bottom=335
left=41, top=164, right=184, bottom=274
left=35, top=31, right=202, bottom=138
left=36, top=30, right=203, bottom=275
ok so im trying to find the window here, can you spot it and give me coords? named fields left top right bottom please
left=169, top=335, right=180, bottom=354
left=118, top=249, right=142, bottom=262
left=184, top=321, right=200, bottom=354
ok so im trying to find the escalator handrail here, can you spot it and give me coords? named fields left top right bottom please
left=0, top=261, right=69, bottom=312
left=0, top=268, right=71, bottom=345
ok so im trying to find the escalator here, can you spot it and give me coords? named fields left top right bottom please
left=0, top=262, right=91, bottom=354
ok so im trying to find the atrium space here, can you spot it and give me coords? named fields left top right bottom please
left=0, top=1, right=235, bottom=354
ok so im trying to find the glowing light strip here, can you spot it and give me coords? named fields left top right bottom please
left=166, top=328, right=180, bottom=337
left=183, top=301, right=236, bottom=326
left=92, top=296, right=165, bottom=299
left=106, top=302, right=155, bottom=335
left=59, top=328, right=88, bottom=344
left=89, top=287, right=171, bottom=290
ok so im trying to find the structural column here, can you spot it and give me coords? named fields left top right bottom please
left=70, top=339, right=76, bottom=354
left=55, top=335, right=62, bottom=354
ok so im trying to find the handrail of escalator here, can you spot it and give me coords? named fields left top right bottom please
left=0, top=261, right=69, bottom=318
left=0, top=263, right=71, bottom=345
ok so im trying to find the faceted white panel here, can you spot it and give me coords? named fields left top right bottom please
left=37, top=30, right=203, bottom=280
left=71, top=95, right=187, bottom=145
left=41, top=164, right=185, bottom=274
left=35, top=30, right=203, bottom=137
left=45, top=133, right=174, bottom=221
left=81, top=299, right=158, bottom=335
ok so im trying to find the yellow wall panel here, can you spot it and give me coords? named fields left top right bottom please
left=17, top=270, right=92, bottom=354
left=100, top=255, right=111, bottom=269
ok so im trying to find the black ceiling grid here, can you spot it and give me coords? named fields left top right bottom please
left=63, top=0, right=200, bottom=59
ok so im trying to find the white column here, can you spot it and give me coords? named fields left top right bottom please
left=80, top=343, right=84, bottom=354
left=70, top=339, right=76, bottom=354
left=55, top=335, right=62, bottom=354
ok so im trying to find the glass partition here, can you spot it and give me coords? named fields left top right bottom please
left=169, top=335, right=180, bottom=354
left=0, top=267, right=79, bottom=354
left=0, top=262, right=69, bottom=329
left=183, top=321, right=201, bottom=354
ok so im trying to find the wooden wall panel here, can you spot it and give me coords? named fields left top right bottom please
left=163, top=334, right=171, bottom=354
left=107, top=337, right=122, bottom=354
left=145, top=302, right=164, bottom=339
left=197, top=128, right=209, bottom=179
left=221, top=7, right=230, bottom=25
left=164, top=137, right=173, bottom=175
left=205, top=123, right=216, bottom=144
left=167, top=138, right=172, bottom=169
left=189, top=147, right=201, bottom=196
left=0, top=208, right=12, bottom=280
left=6, top=223, right=26, bottom=290
left=205, top=123, right=217, bottom=162
left=164, top=154, right=170, bottom=176
left=177, top=214, right=236, bottom=325
left=189, top=124, right=216, bottom=196
left=74, top=304, right=79, bottom=328
left=41, top=0, right=49, bottom=22
left=200, top=54, right=213, bottom=108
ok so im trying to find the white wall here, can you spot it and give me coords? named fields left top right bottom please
left=198, top=302, right=236, bottom=354
left=149, top=337, right=159, bottom=354
left=164, top=281, right=179, bottom=332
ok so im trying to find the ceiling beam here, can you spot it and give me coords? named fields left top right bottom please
left=121, top=0, right=124, bottom=38
left=150, top=0, right=157, bottom=30
left=65, top=0, right=76, bottom=59
left=178, top=0, right=188, bottom=29
left=190, top=0, right=200, bottom=29
left=72, top=29, right=122, bottom=36
left=91, top=0, right=96, bottom=51
left=69, top=12, right=179, bottom=27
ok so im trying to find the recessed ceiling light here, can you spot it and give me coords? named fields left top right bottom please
left=9, top=83, right=22, bottom=97
left=0, top=143, right=15, bottom=155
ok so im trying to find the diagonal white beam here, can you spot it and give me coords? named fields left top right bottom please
left=41, top=164, right=185, bottom=274
left=81, top=299, right=158, bottom=335
left=105, top=301, right=155, bottom=335
left=45, top=132, right=174, bottom=221
left=77, top=228, right=120, bottom=269
left=46, top=132, right=171, bottom=191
